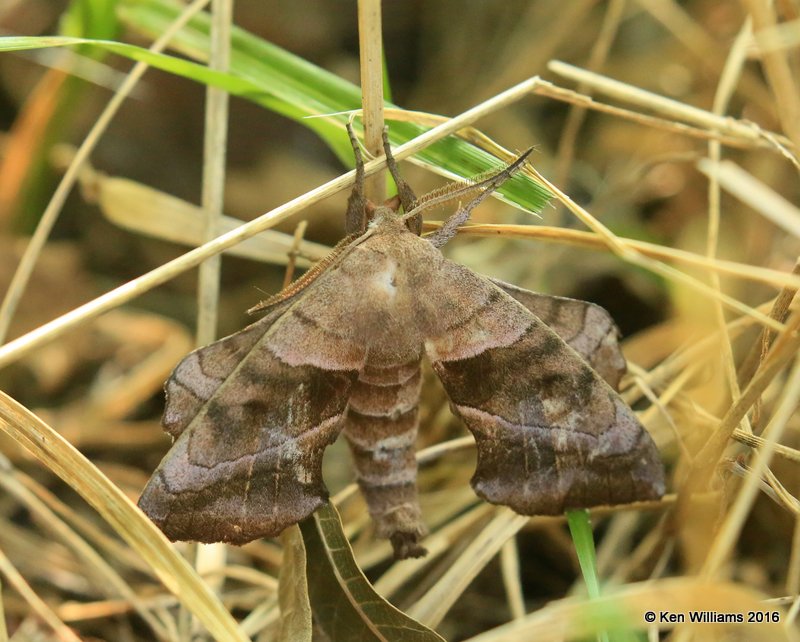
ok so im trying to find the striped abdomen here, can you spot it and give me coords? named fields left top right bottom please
left=342, top=358, right=427, bottom=558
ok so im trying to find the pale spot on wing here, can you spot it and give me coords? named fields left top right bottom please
left=540, top=397, right=583, bottom=433
left=552, top=430, right=570, bottom=452
left=240, top=456, right=256, bottom=530
left=540, top=396, right=568, bottom=419
left=275, top=437, right=314, bottom=485
left=284, top=383, right=308, bottom=432
left=369, top=259, right=398, bottom=300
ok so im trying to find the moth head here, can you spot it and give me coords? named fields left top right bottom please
left=365, top=194, right=406, bottom=229
left=346, top=122, right=532, bottom=244
left=345, top=123, right=422, bottom=236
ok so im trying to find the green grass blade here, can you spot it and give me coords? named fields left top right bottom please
left=125, top=0, right=553, bottom=212
left=567, top=510, right=645, bottom=642
left=568, top=509, right=603, bottom=600
left=568, top=509, right=610, bottom=642
left=0, top=5, right=551, bottom=211
left=117, top=0, right=551, bottom=212
left=60, top=0, right=121, bottom=40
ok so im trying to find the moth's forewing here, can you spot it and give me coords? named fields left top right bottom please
left=489, top=278, right=626, bottom=390
left=158, top=301, right=290, bottom=440
left=423, top=259, right=664, bottom=515
left=138, top=284, right=361, bottom=544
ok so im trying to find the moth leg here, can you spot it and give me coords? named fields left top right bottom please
left=427, top=148, right=533, bottom=248
left=381, top=127, right=421, bottom=235
left=345, top=122, right=368, bottom=235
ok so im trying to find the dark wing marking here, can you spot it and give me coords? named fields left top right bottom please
left=161, top=301, right=290, bottom=439
left=489, top=278, right=626, bottom=390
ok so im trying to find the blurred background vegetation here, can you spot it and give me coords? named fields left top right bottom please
left=0, top=0, right=799, bottom=640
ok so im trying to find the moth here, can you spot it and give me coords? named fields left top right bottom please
left=139, top=125, right=665, bottom=559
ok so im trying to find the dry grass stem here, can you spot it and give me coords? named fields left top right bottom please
left=462, top=578, right=789, bottom=642
left=0, top=576, right=7, bottom=642
left=442, top=223, right=800, bottom=290
left=531, top=80, right=783, bottom=151
left=191, top=0, right=234, bottom=612
left=636, top=0, right=773, bottom=113
left=0, top=465, right=170, bottom=638
left=372, top=504, right=495, bottom=598
left=499, top=539, right=526, bottom=620
left=357, top=0, right=386, bottom=203
left=750, top=18, right=800, bottom=55
left=90, top=171, right=329, bottom=265
left=698, top=159, right=800, bottom=237
left=407, top=508, right=530, bottom=628
left=0, top=392, right=248, bottom=642
left=688, top=311, right=800, bottom=489
left=0, top=0, right=213, bottom=344
left=702, top=357, right=800, bottom=577
left=196, top=0, right=233, bottom=345
left=0, top=546, right=82, bottom=642
left=521, top=166, right=785, bottom=332
left=548, top=60, right=790, bottom=148
left=745, top=0, right=800, bottom=150
left=553, top=0, right=625, bottom=185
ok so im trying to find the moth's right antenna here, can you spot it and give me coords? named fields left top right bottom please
left=381, top=127, right=421, bottom=235
left=425, top=148, right=533, bottom=249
